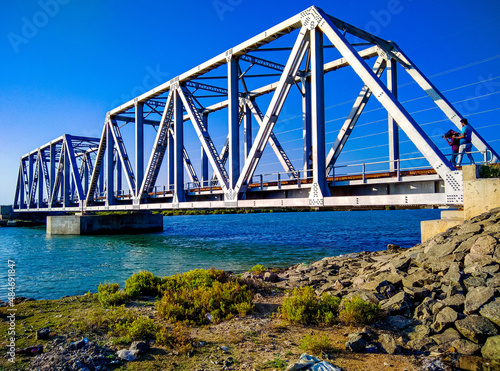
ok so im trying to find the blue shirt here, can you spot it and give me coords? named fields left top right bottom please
left=460, top=125, right=472, bottom=145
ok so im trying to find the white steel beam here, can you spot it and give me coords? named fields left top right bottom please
left=387, top=57, right=399, bottom=171
left=234, top=26, right=310, bottom=194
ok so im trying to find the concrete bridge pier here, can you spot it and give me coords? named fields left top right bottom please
left=47, top=212, right=163, bottom=235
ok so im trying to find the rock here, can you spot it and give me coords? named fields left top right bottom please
left=431, top=328, right=461, bottom=345
left=345, top=333, right=366, bottom=353
left=455, top=315, right=498, bottom=343
left=36, top=327, right=50, bottom=340
left=481, top=335, right=500, bottom=361
left=70, top=338, right=87, bottom=350
left=432, top=306, right=458, bottom=333
left=263, top=272, right=279, bottom=282
left=331, top=279, right=344, bottom=291
left=117, top=349, right=139, bottom=361
left=440, top=294, right=465, bottom=311
left=459, top=223, right=483, bottom=235
left=380, top=291, right=412, bottom=314
left=458, top=355, right=488, bottom=371
left=402, top=269, right=435, bottom=288
left=470, top=235, right=497, bottom=255
left=464, top=253, right=493, bottom=268
left=403, top=286, right=431, bottom=301
left=406, top=324, right=430, bottom=341
left=420, top=357, right=447, bottom=371
left=382, top=315, right=412, bottom=330
left=406, top=337, right=436, bottom=352
left=442, top=262, right=462, bottom=286
left=424, top=240, right=458, bottom=258
left=413, top=298, right=435, bottom=323
left=464, top=286, right=495, bottom=314
left=479, top=297, right=500, bottom=326
left=463, top=276, right=486, bottom=290
left=377, top=333, right=399, bottom=354
left=130, top=341, right=150, bottom=353
left=487, top=274, right=500, bottom=288
left=450, top=339, right=481, bottom=356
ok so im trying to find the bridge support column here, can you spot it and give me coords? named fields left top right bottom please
left=173, top=89, right=185, bottom=206
left=302, top=75, right=312, bottom=179
left=50, top=143, right=56, bottom=203
left=388, top=57, right=400, bottom=172
left=116, top=158, right=122, bottom=198
left=37, top=156, right=43, bottom=208
left=28, top=154, right=34, bottom=208
left=63, top=147, right=70, bottom=207
left=228, top=55, right=240, bottom=189
left=309, top=27, right=330, bottom=206
left=167, top=131, right=174, bottom=191
left=201, top=112, right=209, bottom=186
left=83, top=155, right=89, bottom=198
left=135, top=100, right=144, bottom=199
left=106, top=123, right=115, bottom=207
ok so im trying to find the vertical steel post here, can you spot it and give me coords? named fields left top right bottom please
left=310, top=28, right=330, bottom=201
left=37, top=156, right=43, bottom=207
left=83, top=155, right=89, bottom=197
left=201, top=112, right=209, bottom=186
left=50, top=143, right=56, bottom=202
left=28, top=154, right=34, bottom=206
left=388, top=58, right=400, bottom=172
left=116, top=158, right=122, bottom=196
left=135, top=101, right=144, bottom=197
left=302, top=75, right=312, bottom=178
left=174, top=90, right=185, bottom=203
left=63, top=146, right=70, bottom=207
left=244, top=102, right=252, bottom=160
left=167, top=131, right=174, bottom=190
left=106, top=123, right=115, bottom=206
left=228, top=55, right=240, bottom=189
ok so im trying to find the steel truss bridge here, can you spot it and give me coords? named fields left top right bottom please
left=13, top=6, right=499, bottom=213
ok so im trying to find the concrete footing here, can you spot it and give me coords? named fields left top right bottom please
left=421, top=210, right=463, bottom=243
left=47, top=213, right=163, bottom=235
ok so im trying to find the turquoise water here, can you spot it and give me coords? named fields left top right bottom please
left=0, top=209, right=440, bottom=301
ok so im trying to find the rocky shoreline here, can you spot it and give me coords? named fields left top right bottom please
left=266, top=207, right=500, bottom=368
left=3, top=207, right=500, bottom=371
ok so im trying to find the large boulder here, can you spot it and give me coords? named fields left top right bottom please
left=479, top=297, right=500, bottom=327
left=481, top=335, right=500, bottom=361
left=464, top=286, right=495, bottom=315
left=455, top=315, right=498, bottom=343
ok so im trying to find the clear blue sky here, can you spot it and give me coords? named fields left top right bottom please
left=1, top=0, right=499, bottom=205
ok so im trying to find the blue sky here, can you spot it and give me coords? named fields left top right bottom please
left=1, top=0, right=499, bottom=205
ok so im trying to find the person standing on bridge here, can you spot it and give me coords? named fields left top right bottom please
left=443, top=129, right=460, bottom=166
left=456, top=118, right=475, bottom=166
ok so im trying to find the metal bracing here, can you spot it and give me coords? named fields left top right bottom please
left=234, top=26, right=310, bottom=195
left=388, top=44, right=500, bottom=163
left=15, top=6, right=500, bottom=212
left=325, top=56, right=387, bottom=174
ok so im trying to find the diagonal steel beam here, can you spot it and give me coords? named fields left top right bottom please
left=244, top=98, right=298, bottom=178
left=316, top=9, right=455, bottom=182
left=235, top=26, right=310, bottom=194
left=326, top=56, right=387, bottom=174
left=390, top=43, right=499, bottom=163
left=178, top=86, right=229, bottom=190
left=49, top=143, right=66, bottom=206
left=65, top=135, right=85, bottom=202
left=139, top=92, right=174, bottom=198
left=85, top=121, right=108, bottom=204
left=109, top=118, right=137, bottom=198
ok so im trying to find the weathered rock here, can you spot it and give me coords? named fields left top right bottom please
left=406, top=324, right=430, bottom=341
left=413, top=297, right=435, bottom=323
left=459, top=223, right=483, bottom=235
left=380, top=291, right=412, bottom=314
left=455, top=315, right=499, bottom=343
left=458, top=355, right=487, bottom=371
left=382, top=315, right=412, bottom=330
left=470, top=235, right=497, bottom=255
left=463, top=276, right=487, bottom=290
left=481, top=335, right=500, bottom=361
left=450, top=339, right=481, bottom=356
left=345, top=333, right=366, bottom=353
left=432, top=306, right=458, bottom=333
left=431, top=327, right=462, bottom=345
left=405, top=337, right=436, bottom=352
left=263, top=271, right=280, bottom=283
left=479, top=297, right=500, bottom=327
left=487, top=274, right=500, bottom=288
left=424, top=240, right=458, bottom=257
left=442, top=262, right=462, bottom=286
left=464, top=253, right=494, bottom=268
left=440, top=294, right=465, bottom=311
left=377, top=333, right=399, bottom=354
left=402, top=269, right=435, bottom=288
left=130, top=341, right=150, bottom=353
left=464, top=286, right=495, bottom=314
left=403, top=286, right=431, bottom=301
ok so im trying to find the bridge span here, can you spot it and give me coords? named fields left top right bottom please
left=13, top=6, right=499, bottom=214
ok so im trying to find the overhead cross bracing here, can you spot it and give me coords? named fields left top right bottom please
left=13, top=6, right=499, bottom=213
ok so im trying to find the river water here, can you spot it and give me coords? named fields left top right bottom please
left=0, top=209, right=440, bottom=301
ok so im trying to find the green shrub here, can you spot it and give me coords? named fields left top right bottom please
left=156, top=322, right=192, bottom=354
left=263, top=356, right=287, bottom=370
left=249, top=264, right=265, bottom=274
left=338, top=296, right=381, bottom=325
left=76, top=305, right=135, bottom=333
left=299, top=333, right=334, bottom=355
left=125, top=271, right=162, bottom=298
left=156, top=268, right=254, bottom=325
left=279, top=287, right=340, bottom=325
left=111, top=315, right=156, bottom=343
left=479, top=164, right=500, bottom=178
left=97, top=282, right=128, bottom=307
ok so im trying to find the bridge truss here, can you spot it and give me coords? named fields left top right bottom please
left=14, top=6, right=499, bottom=212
